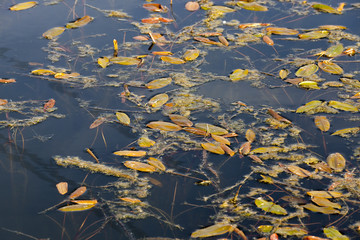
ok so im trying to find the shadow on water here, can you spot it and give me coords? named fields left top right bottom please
left=0, top=0, right=360, bottom=239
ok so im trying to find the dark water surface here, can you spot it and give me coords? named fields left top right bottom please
left=0, top=0, right=360, bottom=239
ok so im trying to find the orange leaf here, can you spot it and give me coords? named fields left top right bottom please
left=185, top=1, right=200, bottom=11
left=314, top=116, right=330, bottom=132
left=56, top=182, right=68, bottom=195
left=123, top=161, right=156, bottom=172
left=119, top=197, right=141, bottom=203
left=89, top=117, right=106, bottom=129
left=71, top=199, right=98, bottom=205
left=169, top=114, right=193, bottom=127
left=113, top=150, right=147, bottom=157
left=143, top=3, right=167, bottom=12
left=69, top=186, right=87, bottom=199
left=201, top=142, right=225, bottom=155
left=0, top=99, right=8, bottom=106
left=263, top=35, right=274, bottom=46
left=147, top=121, right=182, bottom=131
left=44, top=99, right=55, bottom=111
left=0, top=78, right=16, bottom=83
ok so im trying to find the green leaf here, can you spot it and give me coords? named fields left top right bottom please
left=312, top=4, right=341, bottom=14
left=324, top=44, right=344, bottom=58
left=237, top=2, right=268, bottom=11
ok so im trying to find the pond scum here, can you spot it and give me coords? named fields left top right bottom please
left=2, top=0, right=360, bottom=239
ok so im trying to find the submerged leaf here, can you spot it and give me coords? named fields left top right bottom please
left=10, top=1, right=37, bottom=11
left=123, top=161, right=156, bottom=172
left=314, top=116, right=330, bottom=132
left=66, top=16, right=94, bottom=29
left=255, top=198, right=287, bottom=215
left=191, top=223, right=234, bottom=238
left=287, top=165, right=312, bottom=178
left=299, top=81, right=320, bottom=89
left=143, top=3, right=167, bottom=12
left=279, top=69, right=290, bottom=79
left=331, top=127, right=360, bottom=137
left=245, top=129, right=256, bottom=143
left=185, top=1, right=200, bottom=11
left=251, top=147, right=282, bottom=154
left=311, top=196, right=341, bottom=209
left=31, top=69, right=56, bottom=76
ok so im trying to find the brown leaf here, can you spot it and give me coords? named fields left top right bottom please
left=69, top=186, right=87, bottom=199
left=268, top=109, right=291, bottom=124
left=185, top=1, right=199, bottom=11
left=56, top=182, right=68, bottom=195
left=89, top=117, right=106, bottom=129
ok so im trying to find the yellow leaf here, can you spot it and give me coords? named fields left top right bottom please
left=113, top=150, right=147, bottom=157
left=266, top=27, right=299, bottom=35
left=307, top=191, right=343, bottom=198
left=66, top=16, right=94, bottom=29
left=295, top=64, right=318, bottom=77
left=255, top=198, right=287, bottom=215
left=296, top=100, right=323, bottom=113
left=42, top=27, right=65, bottom=40
left=314, top=116, right=330, bottom=132
left=58, top=204, right=96, bottom=212
left=110, top=56, right=141, bottom=65
left=279, top=69, right=289, bottom=79
left=251, top=147, right=282, bottom=154
left=287, top=165, right=312, bottom=178
left=201, top=142, right=225, bottom=155
left=328, top=100, right=358, bottom=112
left=116, top=112, right=130, bottom=126
left=183, top=127, right=208, bottom=136
left=191, top=223, right=235, bottom=238
left=31, top=69, right=56, bottom=76
left=10, top=1, right=37, bottom=11
left=211, top=134, right=230, bottom=145
left=161, top=56, right=186, bottom=64
left=169, top=114, right=193, bottom=127
left=148, top=93, right=169, bottom=108
left=137, top=136, right=155, bottom=147
left=71, top=200, right=98, bottom=205
left=299, top=81, right=320, bottom=89
left=303, top=203, right=340, bottom=214
left=54, top=72, right=80, bottom=79
left=146, top=77, right=172, bottom=89
left=98, top=57, right=110, bottom=68
left=230, top=69, right=248, bottom=81
left=56, top=182, right=68, bottom=195
left=123, top=161, right=156, bottom=172
left=147, top=121, right=182, bottom=131
left=119, top=197, right=141, bottom=203
left=147, top=157, right=166, bottom=171
left=245, top=129, right=256, bottom=143
left=299, top=30, right=329, bottom=40
left=311, top=196, right=341, bottom=209
left=318, top=61, right=344, bottom=75
left=237, top=2, right=268, bottom=11
left=331, top=127, right=360, bottom=137
left=195, top=123, right=228, bottom=135
left=275, top=227, right=308, bottom=236
left=327, top=152, right=346, bottom=172
left=183, top=49, right=200, bottom=61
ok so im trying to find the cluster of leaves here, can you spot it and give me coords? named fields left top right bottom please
left=4, top=0, right=360, bottom=239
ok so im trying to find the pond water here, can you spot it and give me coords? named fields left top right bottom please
left=0, top=0, right=360, bottom=239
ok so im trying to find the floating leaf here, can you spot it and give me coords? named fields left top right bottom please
left=146, top=77, right=172, bottom=89
left=251, top=146, right=282, bottom=154
left=295, top=64, right=318, bottom=77
left=143, top=3, right=167, bottom=12
left=299, top=81, right=320, bottom=89
left=328, top=101, right=358, bottom=112
left=152, top=51, right=173, bottom=56
left=194, top=37, right=221, bottom=45
left=147, top=157, right=166, bottom=171
left=116, top=112, right=130, bottom=126
left=323, top=227, right=349, bottom=240
left=319, top=25, right=346, bottom=30
left=66, top=16, right=94, bottom=29
left=255, top=198, right=287, bottom=215
left=183, top=49, right=200, bottom=61
left=185, top=1, right=200, bottom=11
left=147, top=121, right=182, bottom=131
left=183, top=127, right=208, bottom=136
left=54, top=72, right=80, bottom=79
left=31, top=69, right=56, bottom=76
left=312, top=4, right=341, bottom=14
left=97, top=57, right=110, bottom=68
left=195, top=123, right=228, bottom=135
left=276, top=227, right=308, bottom=236
left=307, top=191, right=343, bottom=198
left=287, top=165, right=312, bottom=178
left=0, top=78, right=16, bottom=83
left=324, top=44, right=344, bottom=58
left=44, top=99, right=56, bottom=111
left=89, top=117, right=106, bottom=129
left=10, top=1, right=37, bottom=11
left=169, top=114, right=193, bottom=127
left=201, top=142, right=225, bottom=155
left=318, top=61, right=343, bottom=75
left=221, top=143, right=235, bottom=156
left=218, top=36, right=229, bottom=46
left=303, top=203, right=340, bottom=214
left=237, top=2, right=268, bottom=11
left=212, top=134, right=230, bottom=145
left=56, top=182, right=68, bottom=195
left=113, top=150, right=147, bottom=157
left=42, top=27, right=65, bottom=40
left=266, top=27, right=299, bottom=35
left=71, top=200, right=98, bottom=205
left=123, top=161, right=156, bottom=172
left=267, top=109, right=292, bottom=124
left=245, top=129, right=256, bottom=143
left=239, top=141, right=251, bottom=155
left=191, top=223, right=234, bottom=238
left=230, top=69, right=249, bottom=81
left=58, top=204, right=95, bottom=212
left=327, top=153, right=346, bottom=172
left=263, top=35, right=274, bottom=45
left=0, top=99, right=8, bottom=106
left=69, top=186, right=87, bottom=199
left=161, top=56, right=186, bottom=64
left=331, top=127, right=360, bottom=137
left=110, top=56, right=141, bottom=65
left=119, top=197, right=141, bottom=203
left=303, top=236, right=330, bottom=240
left=148, top=93, right=169, bottom=108
left=239, top=23, right=271, bottom=29
left=314, top=116, right=330, bottom=132
left=299, top=30, right=329, bottom=39
left=296, top=100, right=323, bottom=113
left=311, top=196, right=341, bottom=209
left=257, top=225, right=273, bottom=233
left=137, top=136, right=155, bottom=148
